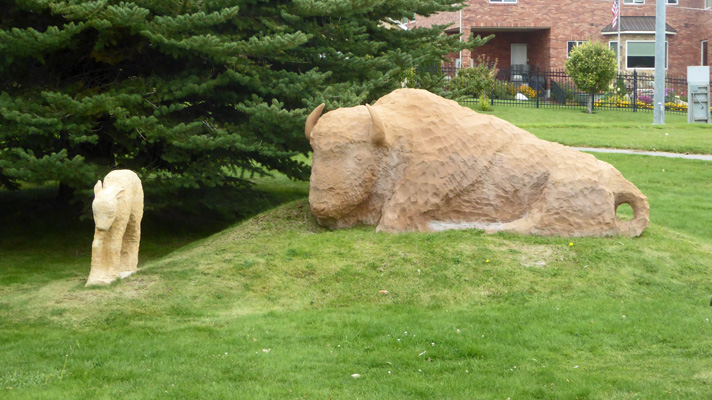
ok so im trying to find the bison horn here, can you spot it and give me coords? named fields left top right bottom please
left=365, top=104, right=386, bottom=146
left=93, top=180, right=103, bottom=195
left=305, top=103, right=325, bottom=141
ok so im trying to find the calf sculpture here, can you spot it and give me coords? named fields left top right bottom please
left=305, top=88, right=649, bottom=237
left=86, top=170, right=144, bottom=286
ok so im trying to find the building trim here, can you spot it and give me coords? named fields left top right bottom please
left=602, top=31, right=677, bottom=36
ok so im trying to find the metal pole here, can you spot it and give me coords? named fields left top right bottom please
left=459, top=8, right=463, bottom=68
left=653, top=0, right=666, bottom=125
left=617, top=0, right=621, bottom=73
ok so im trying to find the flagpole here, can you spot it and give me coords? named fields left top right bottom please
left=617, top=0, right=621, bottom=73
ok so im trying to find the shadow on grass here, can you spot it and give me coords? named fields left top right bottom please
left=0, top=177, right=309, bottom=284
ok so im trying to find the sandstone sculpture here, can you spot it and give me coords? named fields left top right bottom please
left=86, top=170, right=144, bottom=286
left=305, top=88, right=649, bottom=237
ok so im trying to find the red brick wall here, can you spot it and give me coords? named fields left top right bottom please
left=416, top=0, right=712, bottom=78
left=617, top=1, right=712, bottom=77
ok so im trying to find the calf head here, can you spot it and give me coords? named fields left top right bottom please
left=306, top=103, right=386, bottom=223
left=92, top=180, right=124, bottom=231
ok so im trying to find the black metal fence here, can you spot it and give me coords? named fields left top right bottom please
left=432, top=65, right=689, bottom=115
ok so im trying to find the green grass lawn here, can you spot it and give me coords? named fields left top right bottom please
left=2, top=107, right=712, bottom=399
left=476, top=104, right=712, bottom=155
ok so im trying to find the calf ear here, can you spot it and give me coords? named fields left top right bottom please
left=93, top=180, right=103, bottom=195
left=365, top=104, right=386, bottom=146
left=305, top=103, right=325, bottom=141
left=104, top=186, right=125, bottom=200
left=114, top=187, right=125, bottom=200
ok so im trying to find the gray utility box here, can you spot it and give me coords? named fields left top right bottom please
left=687, top=66, right=710, bottom=124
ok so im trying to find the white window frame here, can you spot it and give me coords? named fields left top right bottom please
left=624, top=0, right=680, bottom=4
left=625, top=40, right=668, bottom=70
left=567, top=41, right=586, bottom=58
left=489, top=0, right=517, bottom=3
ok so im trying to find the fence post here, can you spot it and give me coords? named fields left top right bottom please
left=491, top=80, right=494, bottom=106
left=633, top=70, right=638, bottom=112
left=536, top=65, right=540, bottom=109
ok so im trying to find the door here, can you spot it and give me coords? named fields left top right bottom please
left=510, top=43, right=528, bottom=81
left=511, top=44, right=527, bottom=67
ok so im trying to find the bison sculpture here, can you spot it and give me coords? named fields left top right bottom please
left=305, top=88, right=649, bottom=237
left=86, top=169, right=144, bottom=286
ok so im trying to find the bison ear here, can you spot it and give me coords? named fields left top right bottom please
left=365, top=104, right=386, bottom=146
left=305, top=103, right=325, bottom=141
left=93, top=180, right=103, bottom=195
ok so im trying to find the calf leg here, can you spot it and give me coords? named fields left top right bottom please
left=119, top=214, right=141, bottom=278
left=86, top=227, right=126, bottom=286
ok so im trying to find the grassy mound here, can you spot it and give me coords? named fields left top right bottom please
left=3, top=194, right=712, bottom=399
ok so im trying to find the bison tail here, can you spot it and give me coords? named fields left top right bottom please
left=614, top=190, right=650, bottom=237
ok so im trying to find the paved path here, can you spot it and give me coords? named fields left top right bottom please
left=574, top=147, right=712, bottom=161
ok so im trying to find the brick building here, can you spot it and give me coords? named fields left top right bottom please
left=414, top=0, right=711, bottom=78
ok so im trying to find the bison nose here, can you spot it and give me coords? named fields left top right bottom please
left=311, top=203, right=328, bottom=215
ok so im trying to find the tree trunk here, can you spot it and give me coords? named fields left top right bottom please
left=587, top=91, right=594, bottom=114
left=0, top=174, right=20, bottom=190
left=56, top=181, right=75, bottom=204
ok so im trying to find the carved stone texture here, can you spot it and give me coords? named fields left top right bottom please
left=305, top=88, right=649, bottom=237
left=86, top=170, right=144, bottom=286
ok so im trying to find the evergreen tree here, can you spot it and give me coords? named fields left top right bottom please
left=0, top=0, right=488, bottom=212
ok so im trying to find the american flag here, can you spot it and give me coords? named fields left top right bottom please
left=611, top=0, right=619, bottom=29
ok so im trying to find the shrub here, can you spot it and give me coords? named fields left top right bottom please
left=447, top=55, right=499, bottom=99
left=492, top=82, right=515, bottom=100
left=565, top=41, right=617, bottom=113
left=479, top=95, right=492, bottom=111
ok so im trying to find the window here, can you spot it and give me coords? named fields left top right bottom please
left=626, top=41, right=668, bottom=69
left=567, top=41, right=586, bottom=58
left=489, top=0, right=517, bottom=3
left=667, top=0, right=678, bottom=4
left=703, top=40, right=709, bottom=66
left=609, top=41, right=619, bottom=60
left=707, top=0, right=711, bottom=9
